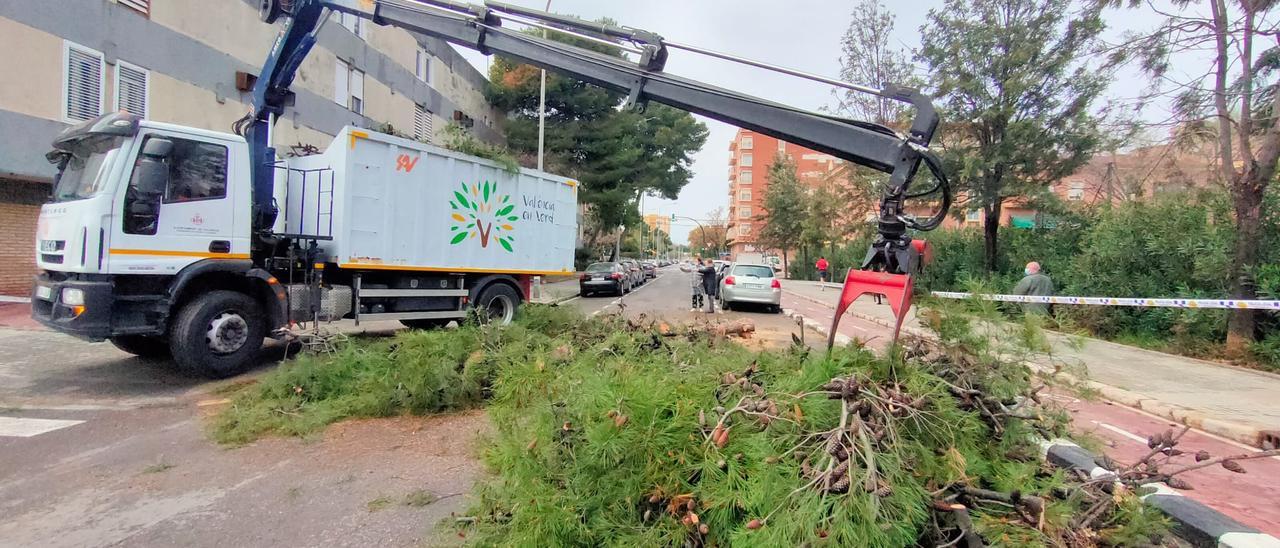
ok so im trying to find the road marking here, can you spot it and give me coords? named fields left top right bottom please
left=1092, top=420, right=1148, bottom=444
left=0, top=416, right=84, bottom=437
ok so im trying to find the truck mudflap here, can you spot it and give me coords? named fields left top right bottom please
left=30, top=274, right=114, bottom=341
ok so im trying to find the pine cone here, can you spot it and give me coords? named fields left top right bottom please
left=826, top=435, right=843, bottom=457
left=1147, top=435, right=1159, bottom=449
left=875, top=485, right=893, bottom=497
left=828, top=474, right=851, bottom=493
left=1166, top=477, right=1194, bottom=490
left=1222, top=460, right=1247, bottom=474
left=1195, top=450, right=1211, bottom=462
left=832, top=459, right=850, bottom=477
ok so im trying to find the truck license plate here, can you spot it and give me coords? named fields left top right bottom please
left=36, top=286, right=52, bottom=300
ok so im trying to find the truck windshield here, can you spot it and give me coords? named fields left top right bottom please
left=51, top=138, right=121, bottom=202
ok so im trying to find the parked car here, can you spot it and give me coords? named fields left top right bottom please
left=620, top=259, right=645, bottom=286
left=719, top=263, right=782, bottom=313
left=641, top=261, right=657, bottom=279
left=580, top=262, right=630, bottom=296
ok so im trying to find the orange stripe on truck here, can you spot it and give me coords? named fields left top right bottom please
left=109, top=249, right=250, bottom=259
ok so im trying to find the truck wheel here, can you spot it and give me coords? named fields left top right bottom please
left=169, top=290, right=266, bottom=378
left=475, top=283, right=520, bottom=325
left=110, top=335, right=170, bottom=359
left=401, top=319, right=451, bottom=329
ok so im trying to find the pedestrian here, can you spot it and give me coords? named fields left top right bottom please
left=689, top=256, right=705, bottom=311
left=816, top=256, right=830, bottom=291
left=699, top=259, right=719, bottom=313
left=1012, top=261, right=1054, bottom=315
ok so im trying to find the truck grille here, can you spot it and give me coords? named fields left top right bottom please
left=41, top=253, right=64, bottom=264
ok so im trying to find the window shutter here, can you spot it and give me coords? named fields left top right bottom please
left=334, top=59, right=349, bottom=106
left=115, top=62, right=148, bottom=117
left=119, top=0, right=150, bottom=15
left=413, top=104, right=433, bottom=142
left=65, top=44, right=103, bottom=122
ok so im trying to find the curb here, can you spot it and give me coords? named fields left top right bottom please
left=781, top=308, right=850, bottom=346
left=1039, top=439, right=1280, bottom=548
left=783, top=287, right=1271, bottom=449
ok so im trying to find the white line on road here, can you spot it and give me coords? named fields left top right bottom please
left=1091, top=420, right=1148, bottom=445
left=0, top=416, right=84, bottom=437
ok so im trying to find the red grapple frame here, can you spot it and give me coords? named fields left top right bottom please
left=828, top=240, right=932, bottom=348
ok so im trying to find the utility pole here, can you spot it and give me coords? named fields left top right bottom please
left=536, top=0, right=551, bottom=171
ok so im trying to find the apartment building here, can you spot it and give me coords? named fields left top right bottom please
left=0, top=0, right=504, bottom=295
left=642, top=213, right=671, bottom=235
left=725, top=128, right=844, bottom=258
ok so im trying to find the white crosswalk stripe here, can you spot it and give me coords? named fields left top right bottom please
left=0, top=416, right=84, bottom=437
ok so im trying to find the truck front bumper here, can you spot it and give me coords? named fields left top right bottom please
left=31, top=274, right=115, bottom=341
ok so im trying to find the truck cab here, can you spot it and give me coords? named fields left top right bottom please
left=33, top=112, right=275, bottom=375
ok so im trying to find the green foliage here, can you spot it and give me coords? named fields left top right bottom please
left=439, top=123, right=521, bottom=174
left=919, top=0, right=1113, bottom=271
left=210, top=305, right=581, bottom=445
left=757, top=154, right=807, bottom=261
left=911, top=188, right=1280, bottom=363
left=485, top=26, right=707, bottom=238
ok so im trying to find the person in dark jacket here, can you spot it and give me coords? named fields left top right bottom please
left=1012, top=261, right=1054, bottom=315
left=698, top=259, right=719, bottom=313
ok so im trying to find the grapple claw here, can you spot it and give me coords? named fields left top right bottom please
left=828, top=271, right=914, bottom=348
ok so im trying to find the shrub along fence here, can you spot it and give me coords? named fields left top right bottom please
left=803, top=189, right=1280, bottom=369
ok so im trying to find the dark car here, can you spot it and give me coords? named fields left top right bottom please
left=580, top=262, right=629, bottom=297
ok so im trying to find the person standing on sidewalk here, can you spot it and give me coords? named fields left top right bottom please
left=1012, top=261, right=1054, bottom=315
left=816, top=256, right=830, bottom=291
left=689, top=256, right=705, bottom=312
left=699, top=259, right=719, bottom=313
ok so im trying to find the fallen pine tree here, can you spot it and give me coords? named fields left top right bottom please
left=212, top=304, right=1181, bottom=546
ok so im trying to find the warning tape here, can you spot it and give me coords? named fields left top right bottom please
left=930, top=291, right=1280, bottom=310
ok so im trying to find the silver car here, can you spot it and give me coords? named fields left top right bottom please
left=718, top=263, right=782, bottom=313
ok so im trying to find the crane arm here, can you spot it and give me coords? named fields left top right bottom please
left=247, top=0, right=950, bottom=278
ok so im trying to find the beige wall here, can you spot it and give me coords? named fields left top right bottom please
left=0, top=18, right=64, bottom=121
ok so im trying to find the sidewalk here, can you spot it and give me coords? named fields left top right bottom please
left=783, top=280, right=1280, bottom=449
left=533, top=276, right=581, bottom=304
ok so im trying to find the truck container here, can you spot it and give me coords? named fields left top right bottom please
left=32, top=113, right=577, bottom=377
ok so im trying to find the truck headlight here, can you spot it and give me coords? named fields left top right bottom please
left=61, top=288, right=86, bottom=306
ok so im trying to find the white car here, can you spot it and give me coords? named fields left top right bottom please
left=718, top=263, right=782, bottom=313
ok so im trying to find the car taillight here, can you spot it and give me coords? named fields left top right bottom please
left=580, top=273, right=590, bottom=281
left=771, top=278, right=781, bottom=289
left=724, top=276, right=735, bottom=285
left=612, top=272, right=623, bottom=280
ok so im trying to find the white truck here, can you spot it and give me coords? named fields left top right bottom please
left=33, top=113, right=576, bottom=377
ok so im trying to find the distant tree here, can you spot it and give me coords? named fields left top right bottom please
left=1101, top=0, right=1280, bottom=353
left=919, top=0, right=1111, bottom=272
left=689, top=208, right=729, bottom=258
left=486, top=26, right=708, bottom=248
left=833, top=0, right=918, bottom=124
left=757, top=154, right=807, bottom=274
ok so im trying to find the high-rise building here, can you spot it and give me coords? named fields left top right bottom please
left=642, top=213, right=671, bottom=235
left=725, top=128, right=844, bottom=258
left=0, top=0, right=505, bottom=296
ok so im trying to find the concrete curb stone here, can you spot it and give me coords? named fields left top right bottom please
left=1039, top=439, right=1280, bottom=548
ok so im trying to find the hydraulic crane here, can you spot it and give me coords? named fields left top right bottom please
left=250, top=0, right=952, bottom=345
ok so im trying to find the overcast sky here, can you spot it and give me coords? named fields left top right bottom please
left=451, top=1, right=1194, bottom=244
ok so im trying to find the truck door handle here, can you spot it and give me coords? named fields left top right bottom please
left=209, top=240, right=231, bottom=254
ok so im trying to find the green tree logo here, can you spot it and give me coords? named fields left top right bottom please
left=450, top=181, right=517, bottom=252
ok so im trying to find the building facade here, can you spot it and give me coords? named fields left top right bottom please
left=0, top=0, right=504, bottom=295
left=642, top=213, right=671, bottom=235
left=725, top=128, right=844, bottom=258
